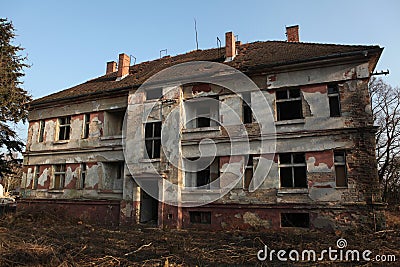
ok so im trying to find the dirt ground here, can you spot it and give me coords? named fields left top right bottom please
left=0, top=208, right=399, bottom=267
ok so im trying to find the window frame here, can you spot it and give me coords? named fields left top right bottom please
left=146, top=88, right=163, bottom=101
left=82, top=114, right=90, bottom=139
left=189, top=211, right=211, bottom=224
left=33, top=165, right=40, bottom=189
left=38, top=120, right=45, bottom=142
left=334, top=151, right=347, bottom=187
left=276, top=88, right=303, bottom=121
left=278, top=153, right=307, bottom=189
left=53, top=164, right=66, bottom=189
left=243, top=155, right=253, bottom=190
left=58, top=116, right=71, bottom=141
left=144, top=122, right=162, bottom=159
left=328, top=84, right=341, bottom=117
left=79, top=163, right=87, bottom=189
left=242, top=92, right=253, bottom=124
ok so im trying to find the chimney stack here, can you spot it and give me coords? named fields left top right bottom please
left=106, top=61, right=117, bottom=74
left=225, top=31, right=236, bottom=61
left=286, top=25, right=299, bottom=42
left=117, top=53, right=130, bottom=78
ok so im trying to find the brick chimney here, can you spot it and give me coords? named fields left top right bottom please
left=106, top=61, right=117, bottom=74
left=225, top=31, right=236, bottom=61
left=286, top=25, right=299, bottom=42
left=117, top=53, right=130, bottom=79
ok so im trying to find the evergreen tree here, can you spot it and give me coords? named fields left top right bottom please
left=0, top=18, right=32, bottom=177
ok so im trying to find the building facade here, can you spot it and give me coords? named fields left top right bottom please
left=21, top=26, right=384, bottom=230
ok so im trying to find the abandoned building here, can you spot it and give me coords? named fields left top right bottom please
left=21, top=25, right=385, bottom=230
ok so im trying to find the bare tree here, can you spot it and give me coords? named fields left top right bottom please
left=369, top=77, right=400, bottom=204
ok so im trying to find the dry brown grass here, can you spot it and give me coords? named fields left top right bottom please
left=0, top=207, right=399, bottom=266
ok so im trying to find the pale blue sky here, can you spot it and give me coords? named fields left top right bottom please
left=1, top=0, right=400, bottom=141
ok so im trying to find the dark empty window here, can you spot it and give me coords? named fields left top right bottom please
left=79, top=163, right=86, bottom=189
left=279, top=153, right=307, bottom=188
left=334, top=151, right=347, bottom=187
left=197, top=167, right=211, bottom=187
left=33, top=165, right=40, bottom=189
left=58, top=117, right=71, bottom=140
left=53, top=164, right=66, bottom=189
left=189, top=211, right=211, bottom=224
left=276, top=88, right=303, bottom=121
left=281, top=213, right=310, bottom=228
left=197, top=117, right=210, bottom=128
left=328, top=84, right=341, bottom=117
left=145, top=122, right=161, bottom=159
left=83, top=114, right=90, bottom=139
left=244, top=155, right=253, bottom=190
left=38, top=120, right=45, bottom=142
left=146, top=88, right=162, bottom=100
left=242, top=92, right=253, bottom=124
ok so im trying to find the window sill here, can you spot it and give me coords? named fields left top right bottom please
left=183, top=126, right=221, bottom=133
left=53, top=140, right=69, bottom=145
left=278, top=188, right=308, bottom=194
left=335, top=186, right=348, bottom=189
left=48, top=189, right=64, bottom=193
left=275, top=118, right=305, bottom=126
left=139, top=158, right=161, bottom=163
left=100, top=135, right=123, bottom=141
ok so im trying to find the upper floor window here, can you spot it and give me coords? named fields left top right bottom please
left=334, top=151, right=347, bottom=187
left=328, top=84, right=341, bottom=117
left=276, top=88, right=303, bottom=121
left=145, top=122, right=161, bottom=159
left=104, top=109, right=125, bottom=136
left=53, top=164, right=66, bottom=189
left=79, top=163, right=87, bottom=189
left=38, top=120, right=45, bottom=142
left=33, top=165, right=40, bottom=189
left=185, top=157, right=220, bottom=189
left=185, top=98, right=219, bottom=129
left=58, top=117, right=71, bottom=140
left=279, top=153, right=307, bottom=188
left=146, top=88, right=163, bottom=100
left=243, top=155, right=253, bottom=190
left=82, top=114, right=90, bottom=139
left=242, top=92, right=253, bottom=124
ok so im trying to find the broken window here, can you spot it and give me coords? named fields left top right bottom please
left=243, top=155, right=253, bottom=190
left=146, top=88, right=163, bottom=100
left=334, top=151, right=347, bottom=187
left=53, top=164, right=66, bottom=189
left=38, top=120, right=45, bottom=142
left=82, top=114, right=90, bottom=139
left=281, top=213, right=310, bottom=228
left=276, top=88, right=303, bottom=121
left=104, top=109, right=125, bottom=136
left=185, top=99, right=219, bottom=128
left=79, top=163, right=86, bottom=189
left=33, top=165, right=40, bottom=189
left=145, top=122, right=161, bottom=159
left=328, top=84, right=341, bottom=117
left=116, top=161, right=124, bottom=179
left=279, top=153, right=307, bottom=188
left=242, top=92, right=253, bottom=124
left=189, top=211, right=211, bottom=224
left=185, top=157, right=219, bottom=188
left=58, top=116, right=71, bottom=140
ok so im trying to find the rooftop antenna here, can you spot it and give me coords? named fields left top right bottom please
left=160, top=49, right=167, bottom=58
left=129, top=55, right=136, bottom=66
left=217, top=37, right=222, bottom=58
left=194, top=18, right=199, bottom=50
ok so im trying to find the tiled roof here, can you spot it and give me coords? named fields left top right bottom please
left=31, top=41, right=381, bottom=106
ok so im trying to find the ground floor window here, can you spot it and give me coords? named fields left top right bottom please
left=189, top=211, right=211, bottom=224
left=281, top=213, right=310, bottom=228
